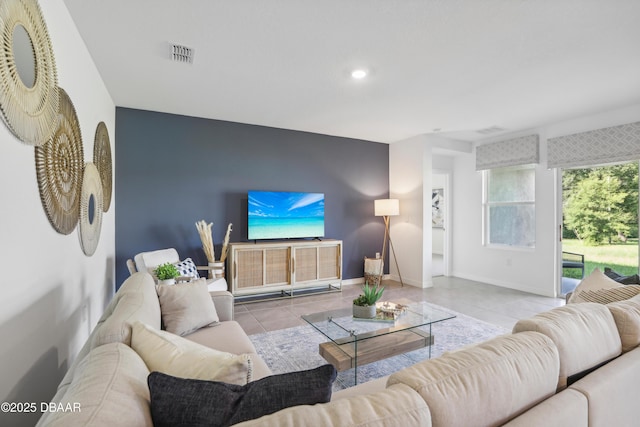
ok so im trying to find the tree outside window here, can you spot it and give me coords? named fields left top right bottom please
left=563, top=163, right=638, bottom=245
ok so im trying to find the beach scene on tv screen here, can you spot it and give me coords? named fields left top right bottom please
left=248, top=191, right=325, bottom=239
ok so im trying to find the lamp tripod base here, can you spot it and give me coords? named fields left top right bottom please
left=378, top=215, right=404, bottom=287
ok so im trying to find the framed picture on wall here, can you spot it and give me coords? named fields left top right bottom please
left=432, top=188, right=444, bottom=228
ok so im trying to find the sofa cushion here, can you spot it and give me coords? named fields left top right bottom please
left=569, top=347, right=640, bottom=427
left=184, top=321, right=273, bottom=381
left=502, top=388, right=588, bottom=427
left=37, top=343, right=152, bottom=427
left=387, top=331, right=559, bottom=427
left=91, top=272, right=161, bottom=348
left=185, top=321, right=256, bottom=354
left=131, top=321, right=252, bottom=385
left=331, top=376, right=389, bottom=400
left=147, top=364, right=337, bottom=427
left=607, top=294, right=640, bottom=353
left=235, top=383, right=432, bottom=427
left=513, top=302, right=622, bottom=389
left=156, top=279, right=219, bottom=336
left=568, top=268, right=620, bottom=303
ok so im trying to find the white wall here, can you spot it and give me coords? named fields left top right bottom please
left=389, top=137, right=471, bottom=287
left=450, top=103, right=640, bottom=297
left=389, top=135, right=431, bottom=287
left=450, top=149, right=557, bottom=296
left=0, top=2, right=115, bottom=426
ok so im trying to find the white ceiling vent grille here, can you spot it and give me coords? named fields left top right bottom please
left=476, top=126, right=506, bottom=135
left=170, top=43, right=194, bottom=64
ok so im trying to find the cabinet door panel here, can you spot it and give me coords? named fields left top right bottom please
left=265, top=248, right=290, bottom=285
left=319, top=245, right=340, bottom=279
left=295, top=247, right=318, bottom=282
left=236, top=250, right=263, bottom=288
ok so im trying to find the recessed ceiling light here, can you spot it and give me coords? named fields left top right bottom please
left=351, top=69, right=368, bottom=79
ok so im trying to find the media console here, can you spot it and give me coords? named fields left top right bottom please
left=228, top=239, right=342, bottom=299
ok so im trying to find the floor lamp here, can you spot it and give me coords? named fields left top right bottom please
left=374, top=199, right=404, bottom=287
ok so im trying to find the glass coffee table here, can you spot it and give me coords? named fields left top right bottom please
left=302, top=300, right=455, bottom=384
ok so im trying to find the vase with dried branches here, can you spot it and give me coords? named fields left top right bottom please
left=195, top=220, right=233, bottom=279
left=220, top=223, right=233, bottom=263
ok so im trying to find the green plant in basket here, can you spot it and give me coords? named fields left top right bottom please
left=353, top=282, right=384, bottom=306
left=154, top=263, right=180, bottom=280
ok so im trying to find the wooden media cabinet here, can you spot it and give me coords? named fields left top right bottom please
left=228, top=239, right=342, bottom=298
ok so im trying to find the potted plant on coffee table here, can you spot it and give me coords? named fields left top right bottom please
left=353, top=282, right=385, bottom=319
left=154, top=262, right=180, bottom=285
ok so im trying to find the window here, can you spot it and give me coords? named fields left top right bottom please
left=483, top=165, right=535, bottom=248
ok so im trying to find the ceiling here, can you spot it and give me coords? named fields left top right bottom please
left=62, top=0, right=640, bottom=144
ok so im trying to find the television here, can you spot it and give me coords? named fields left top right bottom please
left=248, top=191, right=325, bottom=240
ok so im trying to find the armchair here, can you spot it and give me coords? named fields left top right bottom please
left=126, top=248, right=228, bottom=292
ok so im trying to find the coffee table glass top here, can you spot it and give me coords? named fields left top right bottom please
left=302, top=301, right=455, bottom=345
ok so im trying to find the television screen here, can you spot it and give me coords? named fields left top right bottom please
left=248, top=191, right=325, bottom=240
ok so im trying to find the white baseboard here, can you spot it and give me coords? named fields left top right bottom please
left=342, top=277, right=365, bottom=286
left=451, top=271, right=555, bottom=298
left=343, top=275, right=434, bottom=288
left=342, top=275, right=392, bottom=286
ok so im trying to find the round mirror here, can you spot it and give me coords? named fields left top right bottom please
left=88, top=194, right=96, bottom=225
left=12, top=24, right=36, bottom=88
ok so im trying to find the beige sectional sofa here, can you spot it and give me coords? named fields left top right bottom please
left=37, top=271, right=640, bottom=426
left=36, top=272, right=272, bottom=426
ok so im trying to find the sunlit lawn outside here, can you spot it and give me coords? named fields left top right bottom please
left=562, top=238, right=639, bottom=279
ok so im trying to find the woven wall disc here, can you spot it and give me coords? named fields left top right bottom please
left=0, top=0, right=59, bottom=145
left=35, top=87, right=84, bottom=234
left=79, top=162, right=103, bottom=256
left=93, top=121, right=112, bottom=212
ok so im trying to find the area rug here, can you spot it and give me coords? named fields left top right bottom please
left=249, top=302, right=510, bottom=391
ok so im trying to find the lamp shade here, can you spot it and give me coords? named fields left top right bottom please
left=374, top=199, right=399, bottom=216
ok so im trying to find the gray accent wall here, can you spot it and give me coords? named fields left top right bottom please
left=115, top=108, right=389, bottom=288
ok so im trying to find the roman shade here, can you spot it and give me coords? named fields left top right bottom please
left=548, top=121, right=640, bottom=169
left=475, top=134, right=539, bottom=171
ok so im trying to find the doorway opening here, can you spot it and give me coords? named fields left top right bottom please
left=432, top=171, right=450, bottom=277
left=560, top=161, right=639, bottom=296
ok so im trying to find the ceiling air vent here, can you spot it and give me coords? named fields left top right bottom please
left=170, top=43, right=194, bottom=64
left=476, top=126, right=506, bottom=135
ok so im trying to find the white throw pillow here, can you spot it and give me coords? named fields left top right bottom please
left=131, top=321, right=252, bottom=385
left=568, top=268, right=620, bottom=303
left=156, top=279, right=219, bottom=335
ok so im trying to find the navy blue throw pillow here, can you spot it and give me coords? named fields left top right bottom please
left=148, top=364, right=337, bottom=427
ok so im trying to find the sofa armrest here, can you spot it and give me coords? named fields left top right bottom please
left=210, top=291, right=234, bottom=321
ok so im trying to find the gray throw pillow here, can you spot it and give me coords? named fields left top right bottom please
left=148, top=364, right=337, bottom=427
left=155, top=279, right=219, bottom=335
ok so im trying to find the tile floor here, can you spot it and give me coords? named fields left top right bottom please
left=234, top=276, right=566, bottom=335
